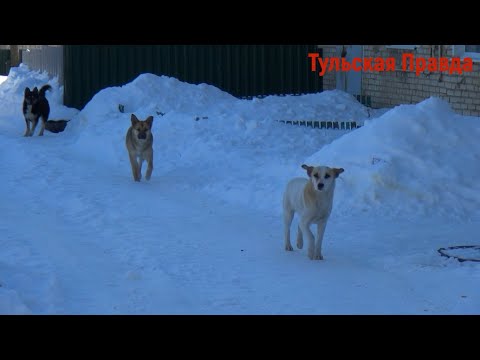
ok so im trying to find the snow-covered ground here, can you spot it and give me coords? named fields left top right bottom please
left=0, top=64, right=479, bottom=314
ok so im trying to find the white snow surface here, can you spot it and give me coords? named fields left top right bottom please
left=0, top=65, right=478, bottom=314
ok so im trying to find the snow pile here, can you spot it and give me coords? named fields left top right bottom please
left=67, top=72, right=480, bottom=220
left=306, top=97, right=480, bottom=220
left=0, top=64, right=69, bottom=115
left=67, top=73, right=370, bottom=211
left=77, top=73, right=372, bottom=122
left=0, top=66, right=479, bottom=315
left=0, top=64, right=78, bottom=133
left=0, top=288, right=32, bottom=315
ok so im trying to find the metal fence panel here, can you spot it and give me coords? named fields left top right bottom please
left=0, top=49, right=11, bottom=75
left=63, top=45, right=322, bottom=110
left=21, top=46, right=64, bottom=84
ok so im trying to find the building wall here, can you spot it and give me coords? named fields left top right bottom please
left=318, top=45, right=337, bottom=90
left=362, top=45, right=480, bottom=116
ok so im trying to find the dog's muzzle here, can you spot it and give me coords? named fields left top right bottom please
left=137, top=132, right=147, bottom=140
left=317, top=183, right=324, bottom=190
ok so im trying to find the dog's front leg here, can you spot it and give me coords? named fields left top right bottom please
left=314, top=220, right=328, bottom=260
left=299, top=220, right=315, bottom=259
left=38, top=116, right=47, bottom=136
left=129, top=153, right=140, bottom=181
left=24, top=119, right=31, bottom=137
left=296, top=226, right=303, bottom=249
left=145, top=150, right=153, bottom=181
left=138, top=158, right=144, bottom=181
left=29, top=118, right=39, bottom=137
left=283, top=208, right=294, bottom=251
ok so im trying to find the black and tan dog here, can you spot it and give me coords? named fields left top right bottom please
left=125, top=114, right=154, bottom=182
left=22, top=84, right=52, bottom=136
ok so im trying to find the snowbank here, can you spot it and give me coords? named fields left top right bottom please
left=306, top=97, right=480, bottom=220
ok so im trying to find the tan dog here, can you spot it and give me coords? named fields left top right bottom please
left=283, top=164, right=344, bottom=260
left=125, top=114, right=154, bottom=182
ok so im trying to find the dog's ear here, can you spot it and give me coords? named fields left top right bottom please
left=301, top=164, right=314, bottom=177
left=25, top=87, right=30, bottom=95
left=131, top=114, right=139, bottom=126
left=145, top=116, right=154, bottom=128
left=332, top=168, right=344, bottom=178
left=33, top=87, right=38, bottom=94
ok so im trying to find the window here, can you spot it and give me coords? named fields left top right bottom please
left=453, top=45, right=480, bottom=62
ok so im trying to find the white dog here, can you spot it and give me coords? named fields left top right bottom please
left=283, top=164, right=344, bottom=260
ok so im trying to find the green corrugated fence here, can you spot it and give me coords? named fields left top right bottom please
left=0, top=49, right=11, bottom=76
left=63, top=45, right=323, bottom=110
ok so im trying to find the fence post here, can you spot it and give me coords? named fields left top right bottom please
left=10, top=45, right=20, bottom=67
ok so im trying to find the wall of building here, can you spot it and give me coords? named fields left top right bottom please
left=362, top=45, right=480, bottom=116
left=318, top=45, right=337, bottom=90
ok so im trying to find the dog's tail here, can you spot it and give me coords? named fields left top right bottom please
left=39, top=84, right=52, bottom=97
